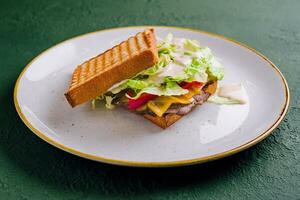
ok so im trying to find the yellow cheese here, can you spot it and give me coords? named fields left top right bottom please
left=147, top=87, right=201, bottom=117
left=147, top=99, right=173, bottom=117
left=183, top=86, right=201, bottom=99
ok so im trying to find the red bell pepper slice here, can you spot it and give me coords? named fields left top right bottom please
left=127, top=93, right=157, bottom=110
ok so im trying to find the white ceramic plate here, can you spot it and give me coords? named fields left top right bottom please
left=14, top=26, right=289, bottom=167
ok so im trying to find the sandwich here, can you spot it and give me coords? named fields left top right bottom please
left=65, top=28, right=224, bottom=128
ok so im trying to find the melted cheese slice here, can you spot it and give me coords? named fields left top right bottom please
left=147, top=87, right=201, bottom=117
left=183, top=86, right=202, bottom=99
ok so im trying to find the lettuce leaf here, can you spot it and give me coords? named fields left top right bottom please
left=126, top=80, right=149, bottom=91
left=207, top=64, right=224, bottom=80
left=140, top=54, right=171, bottom=76
left=91, top=94, right=115, bottom=109
left=187, top=53, right=224, bottom=81
left=184, top=57, right=208, bottom=82
left=183, top=39, right=202, bottom=52
left=104, top=96, right=115, bottom=109
left=127, top=83, right=188, bottom=99
left=157, top=33, right=177, bottom=56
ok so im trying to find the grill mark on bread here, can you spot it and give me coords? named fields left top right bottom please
left=103, top=52, right=106, bottom=69
left=113, top=46, right=119, bottom=65
left=84, top=62, right=88, bottom=77
left=143, top=31, right=150, bottom=48
left=138, top=33, right=146, bottom=51
left=86, top=59, right=90, bottom=77
left=105, top=51, right=110, bottom=67
left=96, top=55, right=103, bottom=73
left=89, top=58, right=95, bottom=77
left=110, top=47, right=114, bottom=66
left=93, top=57, right=97, bottom=75
left=70, top=68, right=78, bottom=89
left=126, top=40, right=131, bottom=58
left=118, top=43, right=123, bottom=62
left=129, top=37, right=138, bottom=56
left=123, top=41, right=129, bottom=58
left=128, top=38, right=134, bottom=56
left=134, top=34, right=141, bottom=52
left=78, top=63, right=86, bottom=84
left=83, top=62, right=88, bottom=82
left=141, top=32, right=146, bottom=49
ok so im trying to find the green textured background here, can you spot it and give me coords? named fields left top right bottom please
left=0, top=0, right=299, bottom=199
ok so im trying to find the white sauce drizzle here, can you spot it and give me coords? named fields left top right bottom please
left=218, top=83, right=247, bottom=104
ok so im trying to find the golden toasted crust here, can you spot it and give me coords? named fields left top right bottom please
left=143, top=81, right=218, bottom=129
left=144, top=114, right=182, bottom=129
left=65, top=29, right=158, bottom=107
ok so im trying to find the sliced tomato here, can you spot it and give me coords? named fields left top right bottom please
left=179, top=81, right=204, bottom=89
left=127, top=93, right=157, bottom=110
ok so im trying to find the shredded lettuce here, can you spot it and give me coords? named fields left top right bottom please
left=163, top=76, right=186, bottom=83
left=104, top=96, right=115, bottom=109
left=157, top=34, right=177, bottom=56
left=126, top=80, right=149, bottom=91
left=140, top=54, right=171, bottom=76
left=127, top=84, right=188, bottom=99
left=184, top=39, right=202, bottom=52
left=207, top=64, right=224, bottom=80
left=91, top=99, right=96, bottom=109
left=91, top=94, right=114, bottom=109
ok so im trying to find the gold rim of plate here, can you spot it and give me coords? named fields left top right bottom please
left=13, top=26, right=290, bottom=167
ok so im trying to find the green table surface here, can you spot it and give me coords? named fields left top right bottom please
left=1, top=0, right=299, bottom=199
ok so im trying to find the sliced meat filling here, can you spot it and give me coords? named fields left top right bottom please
left=165, top=91, right=210, bottom=115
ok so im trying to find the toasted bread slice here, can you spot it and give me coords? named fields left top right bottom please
left=143, top=81, right=218, bottom=129
left=65, top=29, right=158, bottom=107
